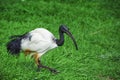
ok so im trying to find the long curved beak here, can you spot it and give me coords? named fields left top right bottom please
left=65, top=31, right=78, bottom=50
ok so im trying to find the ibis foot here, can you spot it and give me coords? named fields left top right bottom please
left=37, top=60, right=59, bottom=73
left=38, top=65, right=59, bottom=74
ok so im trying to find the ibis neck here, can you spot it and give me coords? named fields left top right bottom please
left=56, top=31, right=64, bottom=46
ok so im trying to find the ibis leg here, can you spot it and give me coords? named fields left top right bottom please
left=38, top=60, right=58, bottom=73
left=33, top=53, right=58, bottom=73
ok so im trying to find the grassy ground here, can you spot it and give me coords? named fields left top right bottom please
left=0, top=0, right=120, bottom=80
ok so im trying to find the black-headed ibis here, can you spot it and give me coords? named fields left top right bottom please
left=7, top=25, right=78, bottom=73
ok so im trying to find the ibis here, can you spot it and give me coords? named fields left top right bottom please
left=7, top=25, right=78, bottom=73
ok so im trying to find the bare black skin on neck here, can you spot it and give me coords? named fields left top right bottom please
left=56, top=26, right=65, bottom=46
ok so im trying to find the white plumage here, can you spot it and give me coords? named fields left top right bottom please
left=21, top=28, right=58, bottom=56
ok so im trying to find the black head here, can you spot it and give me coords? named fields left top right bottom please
left=59, top=25, right=69, bottom=33
left=59, top=25, right=78, bottom=50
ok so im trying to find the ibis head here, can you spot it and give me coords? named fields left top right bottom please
left=58, top=25, right=78, bottom=50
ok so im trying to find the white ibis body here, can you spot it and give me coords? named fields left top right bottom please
left=7, top=25, right=78, bottom=73
left=21, top=28, right=58, bottom=56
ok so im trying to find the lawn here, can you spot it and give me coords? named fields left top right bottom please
left=0, top=0, right=120, bottom=80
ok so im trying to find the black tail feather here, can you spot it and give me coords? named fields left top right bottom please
left=7, top=38, right=21, bottom=55
left=7, top=33, right=31, bottom=55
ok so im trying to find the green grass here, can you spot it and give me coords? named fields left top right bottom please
left=0, top=0, right=120, bottom=80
